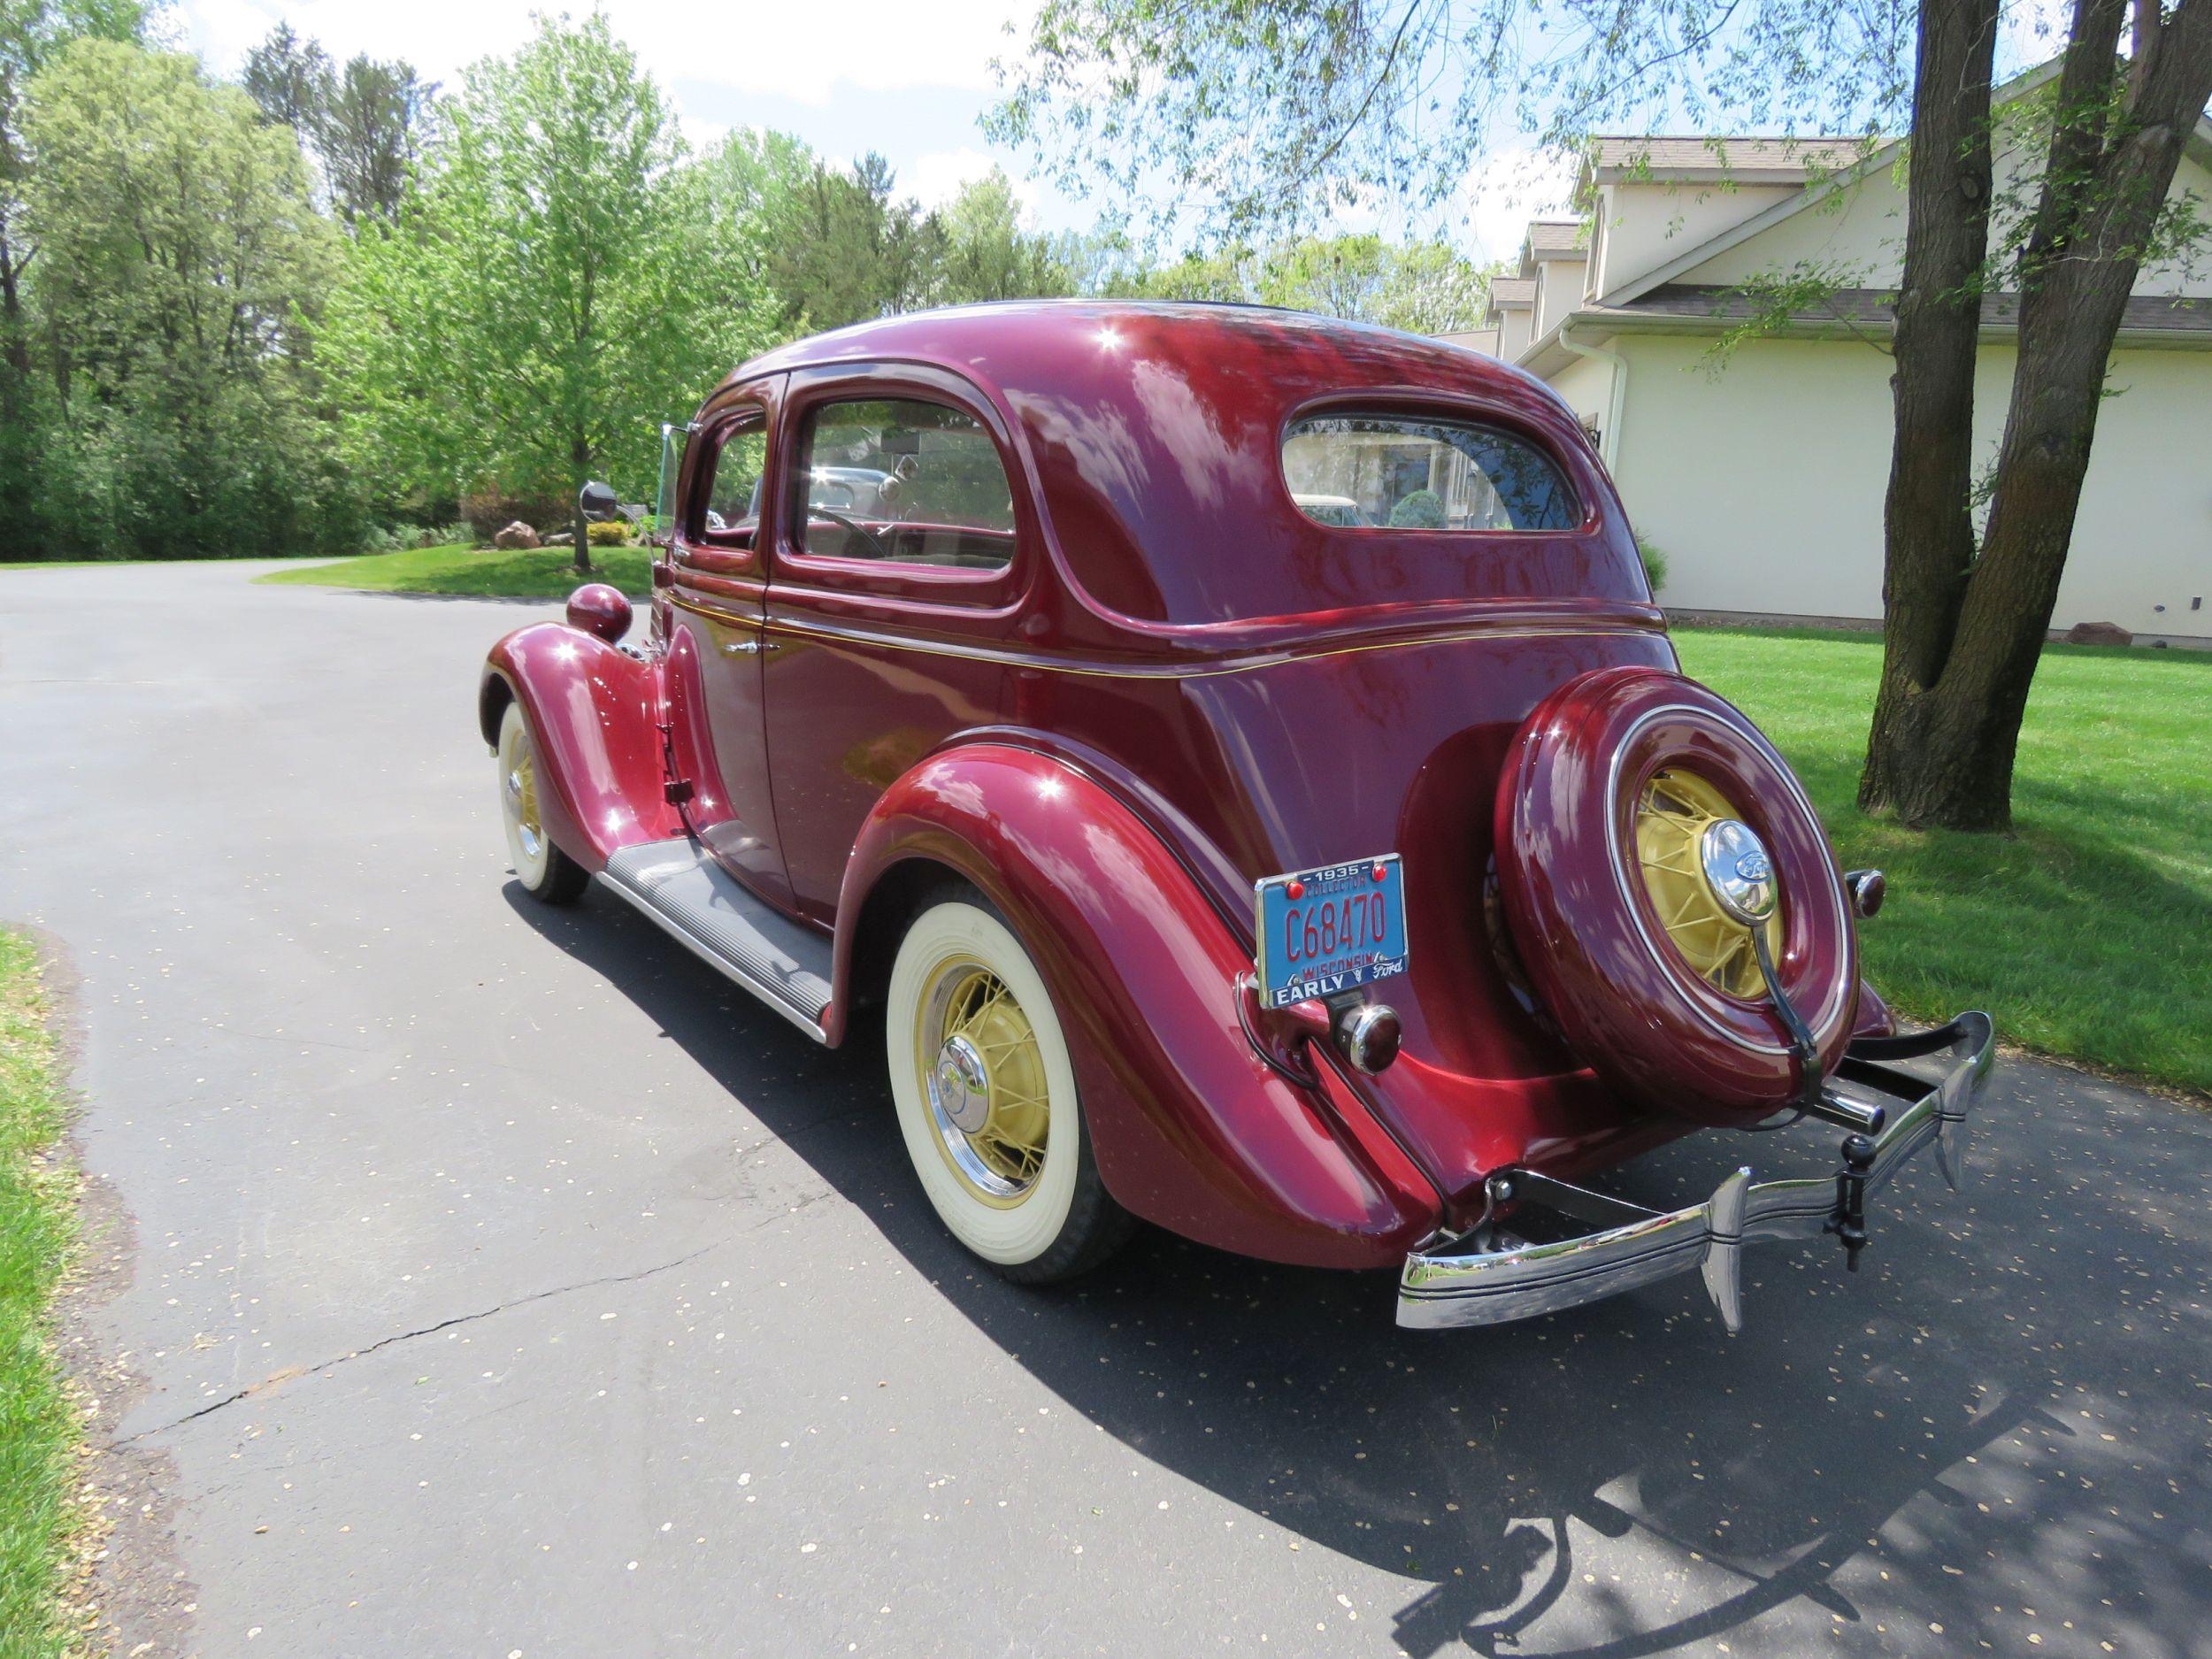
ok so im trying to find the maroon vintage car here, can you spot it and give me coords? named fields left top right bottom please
left=479, top=301, right=1993, bottom=1330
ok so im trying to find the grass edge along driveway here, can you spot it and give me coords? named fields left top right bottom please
left=257, top=542, right=654, bottom=600
left=244, top=551, right=2212, bottom=1098
left=0, top=930, right=81, bottom=1659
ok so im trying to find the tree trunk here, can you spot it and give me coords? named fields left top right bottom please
left=1858, top=0, right=2001, bottom=825
left=1861, top=0, right=2212, bottom=831
left=571, top=434, right=592, bottom=576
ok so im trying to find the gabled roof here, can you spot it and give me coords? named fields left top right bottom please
left=1587, top=134, right=1869, bottom=184
left=1486, top=278, right=1536, bottom=311
left=1593, top=62, right=2085, bottom=308
left=1525, top=220, right=1588, bottom=258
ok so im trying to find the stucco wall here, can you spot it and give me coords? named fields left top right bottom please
left=1532, top=256, right=1588, bottom=338
left=1607, top=334, right=2212, bottom=639
left=1594, top=180, right=1800, bottom=297
left=1676, top=145, right=2211, bottom=295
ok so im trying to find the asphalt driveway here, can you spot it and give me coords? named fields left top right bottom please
left=3, top=560, right=2207, bottom=1659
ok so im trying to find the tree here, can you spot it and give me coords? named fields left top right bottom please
left=1863, top=3, right=2212, bottom=826
left=20, top=37, right=347, bottom=557
left=316, top=52, right=439, bottom=226
left=240, top=20, right=329, bottom=134
left=325, top=14, right=777, bottom=571
left=994, top=1, right=2212, bottom=831
left=0, top=0, right=150, bottom=536
left=241, top=24, right=437, bottom=227
left=934, top=167, right=1073, bottom=303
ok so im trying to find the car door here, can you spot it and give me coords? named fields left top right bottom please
left=761, top=365, right=1030, bottom=926
left=659, top=379, right=794, bottom=908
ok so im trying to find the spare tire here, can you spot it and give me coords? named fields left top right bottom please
left=1494, top=665, right=1859, bottom=1125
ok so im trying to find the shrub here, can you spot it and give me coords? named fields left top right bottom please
left=355, top=523, right=408, bottom=554
left=420, top=521, right=472, bottom=549
left=1638, top=537, right=1670, bottom=595
left=587, top=518, right=630, bottom=547
left=1388, top=488, right=1447, bottom=529
left=461, top=483, right=570, bottom=547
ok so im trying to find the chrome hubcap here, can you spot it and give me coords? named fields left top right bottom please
left=1698, top=818, right=1778, bottom=926
left=933, top=1033, right=992, bottom=1133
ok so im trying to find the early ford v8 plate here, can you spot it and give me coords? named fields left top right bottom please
left=1255, top=856, right=1409, bottom=1010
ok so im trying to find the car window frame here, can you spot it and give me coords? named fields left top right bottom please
left=772, top=364, right=1030, bottom=605
left=669, top=396, right=778, bottom=581
left=1275, top=397, right=1594, bottom=538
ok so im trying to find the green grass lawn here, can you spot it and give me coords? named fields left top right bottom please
left=257, top=541, right=654, bottom=598
left=237, top=549, right=2212, bottom=1094
left=0, top=931, right=78, bottom=1658
left=1676, top=627, right=2212, bottom=1096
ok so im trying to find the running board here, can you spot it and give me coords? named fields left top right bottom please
left=596, top=839, right=833, bottom=1041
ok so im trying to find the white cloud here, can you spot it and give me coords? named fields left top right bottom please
left=905, top=147, right=1009, bottom=210
left=1454, top=145, right=1581, bottom=265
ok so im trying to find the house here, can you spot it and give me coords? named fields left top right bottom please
left=1457, top=76, right=2212, bottom=646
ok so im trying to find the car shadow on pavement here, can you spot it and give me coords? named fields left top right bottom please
left=509, top=883, right=2208, bottom=1658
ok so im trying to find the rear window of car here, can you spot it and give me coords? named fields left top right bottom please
left=1281, top=412, right=1578, bottom=532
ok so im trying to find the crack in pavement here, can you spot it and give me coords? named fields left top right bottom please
left=114, top=1240, right=727, bottom=1445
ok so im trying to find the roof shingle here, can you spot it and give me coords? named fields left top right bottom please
left=1587, top=135, right=1870, bottom=181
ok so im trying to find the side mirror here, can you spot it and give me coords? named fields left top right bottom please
left=579, top=480, right=619, bottom=522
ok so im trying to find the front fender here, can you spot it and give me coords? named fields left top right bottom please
left=480, top=623, right=680, bottom=870
left=833, top=743, right=1442, bottom=1269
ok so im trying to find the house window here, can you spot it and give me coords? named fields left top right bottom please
left=1282, top=412, right=1578, bottom=532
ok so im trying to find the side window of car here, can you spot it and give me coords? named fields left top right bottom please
left=696, top=419, right=769, bottom=548
left=790, top=396, right=1016, bottom=571
left=1281, top=412, right=1579, bottom=532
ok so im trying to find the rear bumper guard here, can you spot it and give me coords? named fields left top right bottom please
left=1396, top=1013, right=1994, bottom=1333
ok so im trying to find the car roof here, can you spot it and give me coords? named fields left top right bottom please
left=715, top=301, right=1601, bottom=629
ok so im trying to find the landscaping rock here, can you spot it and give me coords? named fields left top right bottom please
left=2065, top=620, right=2133, bottom=646
left=493, top=520, right=541, bottom=549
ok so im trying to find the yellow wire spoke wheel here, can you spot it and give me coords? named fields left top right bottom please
left=495, top=701, right=588, bottom=904
left=497, top=702, right=550, bottom=887
left=916, top=961, right=1051, bottom=1205
left=1633, top=768, right=1782, bottom=999
left=886, top=895, right=1128, bottom=1279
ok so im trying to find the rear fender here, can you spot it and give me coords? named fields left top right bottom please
left=833, top=742, right=1442, bottom=1269
left=480, top=623, right=680, bottom=870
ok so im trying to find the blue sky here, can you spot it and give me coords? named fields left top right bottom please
left=167, top=0, right=2073, bottom=265
left=165, top=0, right=1576, bottom=260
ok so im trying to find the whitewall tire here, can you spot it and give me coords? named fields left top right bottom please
left=495, top=701, right=588, bottom=904
left=887, top=891, right=1131, bottom=1281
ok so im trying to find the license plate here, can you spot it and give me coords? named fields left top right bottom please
left=1254, top=856, right=1409, bottom=1010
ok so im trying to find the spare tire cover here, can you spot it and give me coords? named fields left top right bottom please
left=1494, top=664, right=1859, bottom=1124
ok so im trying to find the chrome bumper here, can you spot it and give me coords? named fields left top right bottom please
left=1396, top=1013, right=1995, bottom=1333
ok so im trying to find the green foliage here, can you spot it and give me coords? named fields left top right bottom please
left=992, top=0, right=1917, bottom=242
left=17, top=38, right=359, bottom=557
left=587, top=518, right=630, bottom=547
left=1638, top=537, right=1669, bottom=594
left=242, top=24, right=438, bottom=226
left=1387, top=488, right=1447, bottom=529
left=1082, top=233, right=1494, bottom=330
left=324, top=15, right=780, bottom=532
left=0, top=929, right=81, bottom=1659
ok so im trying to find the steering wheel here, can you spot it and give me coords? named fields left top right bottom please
left=809, top=504, right=893, bottom=560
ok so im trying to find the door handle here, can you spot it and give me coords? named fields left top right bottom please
left=719, top=637, right=780, bottom=656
